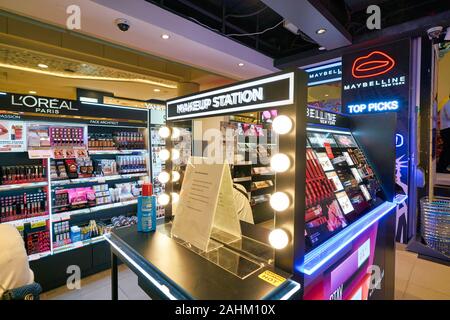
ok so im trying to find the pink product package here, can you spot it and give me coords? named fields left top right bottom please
left=67, top=187, right=94, bottom=205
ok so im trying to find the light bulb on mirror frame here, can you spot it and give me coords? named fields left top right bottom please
left=272, top=115, right=293, bottom=135
left=270, top=192, right=290, bottom=212
left=270, top=153, right=290, bottom=173
left=158, top=193, right=170, bottom=206
left=158, top=171, right=170, bottom=184
left=269, top=229, right=289, bottom=249
left=171, top=192, right=180, bottom=204
left=172, top=149, right=180, bottom=160
left=171, top=127, right=181, bottom=139
left=158, top=126, right=171, bottom=139
left=159, top=149, right=170, bottom=161
left=172, top=171, right=180, bottom=182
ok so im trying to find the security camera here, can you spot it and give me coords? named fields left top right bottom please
left=427, top=26, right=443, bottom=40
left=115, top=18, right=131, bottom=32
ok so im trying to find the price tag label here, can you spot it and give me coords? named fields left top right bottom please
left=258, top=270, right=286, bottom=287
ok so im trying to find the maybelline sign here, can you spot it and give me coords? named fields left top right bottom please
left=306, top=107, right=348, bottom=127
left=305, top=62, right=342, bottom=87
left=166, top=72, right=294, bottom=120
left=342, top=40, right=410, bottom=115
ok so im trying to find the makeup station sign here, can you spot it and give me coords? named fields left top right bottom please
left=0, top=93, right=148, bottom=127
left=166, top=72, right=294, bottom=120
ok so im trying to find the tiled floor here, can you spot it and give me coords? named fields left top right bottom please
left=42, top=245, right=449, bottom=300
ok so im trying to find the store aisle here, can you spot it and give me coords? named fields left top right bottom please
left=41, top=245, right=449, bottom=300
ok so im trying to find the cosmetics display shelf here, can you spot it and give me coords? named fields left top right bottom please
left=88, top=149, right=148, bottom=155
left=52, top=199, right=138, bottom=222
left=2, top=214, right=49, bottom=227
left=51, top=173, right=147, bottom=187
left=0, top=181, right=48, bottom=191
left=52, top=235, right=106, bottom=255
left=28, top=250, right=52, bottom=262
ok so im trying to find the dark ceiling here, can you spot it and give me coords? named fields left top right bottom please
left=146, top=0, right=450, bottom=59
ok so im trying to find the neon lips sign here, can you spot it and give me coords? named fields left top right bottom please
left=343, top=50, right=405, bottom=91
left=352, top=51, right=395, bottom=79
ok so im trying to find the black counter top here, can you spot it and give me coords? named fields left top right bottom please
left=108, top=226, right=297, bottom=300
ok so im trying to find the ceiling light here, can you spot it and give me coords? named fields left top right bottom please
left=161, top=34, right=170, bottom=40
left=325, top=94, right=329, bottom=97
left=316, top=28, right=327, bottom=35
left=154, top=88, right=161, bottom=92
left=238, top=63, right=245, bottom=67
left=37, top=63, right=48, bottom=69
left=29, top=91, right=37, bottom=95
left=319, top=46, right=326, bottom=51
left=269, top=229, right=289, bottom=249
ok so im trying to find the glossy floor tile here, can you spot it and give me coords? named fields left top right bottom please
left=43, top=246, right=449, bottom=300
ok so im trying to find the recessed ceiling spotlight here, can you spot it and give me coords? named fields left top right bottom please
left=316, top=28, right=327, bottom=35
left=161, top=34, right=170, bottom=40
left=29, top=91, right=37, bottom=94
left=319, top=46, right=326, bottom=51
left=238, top=62, right=245, bottom=67
left=154, top=88, right=161, bottom=92
left=38, top=63, right=48, bottom=69
left=325, top=94, right=329, bottom=97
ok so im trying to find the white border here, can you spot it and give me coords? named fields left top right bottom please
left=167, top=72, right=295, bottom=120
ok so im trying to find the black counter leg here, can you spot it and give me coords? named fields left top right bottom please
left=111, top=252, right=118, bottom=300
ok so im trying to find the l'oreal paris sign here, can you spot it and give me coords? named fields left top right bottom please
left=11, top=95, right=78, bottom=114
left=166, top=72, right=294, bottom=120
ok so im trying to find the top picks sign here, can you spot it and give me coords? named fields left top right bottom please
left=342, top=40, right=410, bottom=115
left=166, top=73, right=294, bottom=120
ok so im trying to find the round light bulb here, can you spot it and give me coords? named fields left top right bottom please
left=172, top=149, right=180, bottom=160
left=158, top=193, right=170, bottom=206
left=158, top=171, right=170, bottom=184
left=158, top=126, right=171, bottom=139
left=172, top=171, right=180, bottom=182
left=270, top=192, right=290, bottom=212
left=171, top=192, right=179, bottom=204
left=272, top=115, right=293, bottom=134
left=171, top=128, right=181, bottom=139
left=270, top=153, right=290, bottom=173
left=269, top=229, right=289, bottom=249
left=159, top=149, right=170, bottom=161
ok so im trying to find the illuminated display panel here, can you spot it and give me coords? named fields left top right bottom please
left=304, top=128, right=385, bottom=250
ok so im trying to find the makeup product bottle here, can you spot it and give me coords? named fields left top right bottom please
left=137, top=183, right=156, bottom=233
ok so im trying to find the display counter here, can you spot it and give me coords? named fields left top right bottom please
left=106, top=225, right=300, bottom=300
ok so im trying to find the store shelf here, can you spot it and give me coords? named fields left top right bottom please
left=2, top=214, right=49, bottom=227
left=53, top=235, right=106, bottom=254
left=233, top=177, right=252, bottom=182
left=0, top=181, right=48, bottom=191
left=51, top=173, right=147, bottom=187
left=52, top=199, right=138, bottom=222
left=88, top=149, right=147, bottom=155
left=28, top=250, right=52, bottom=262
